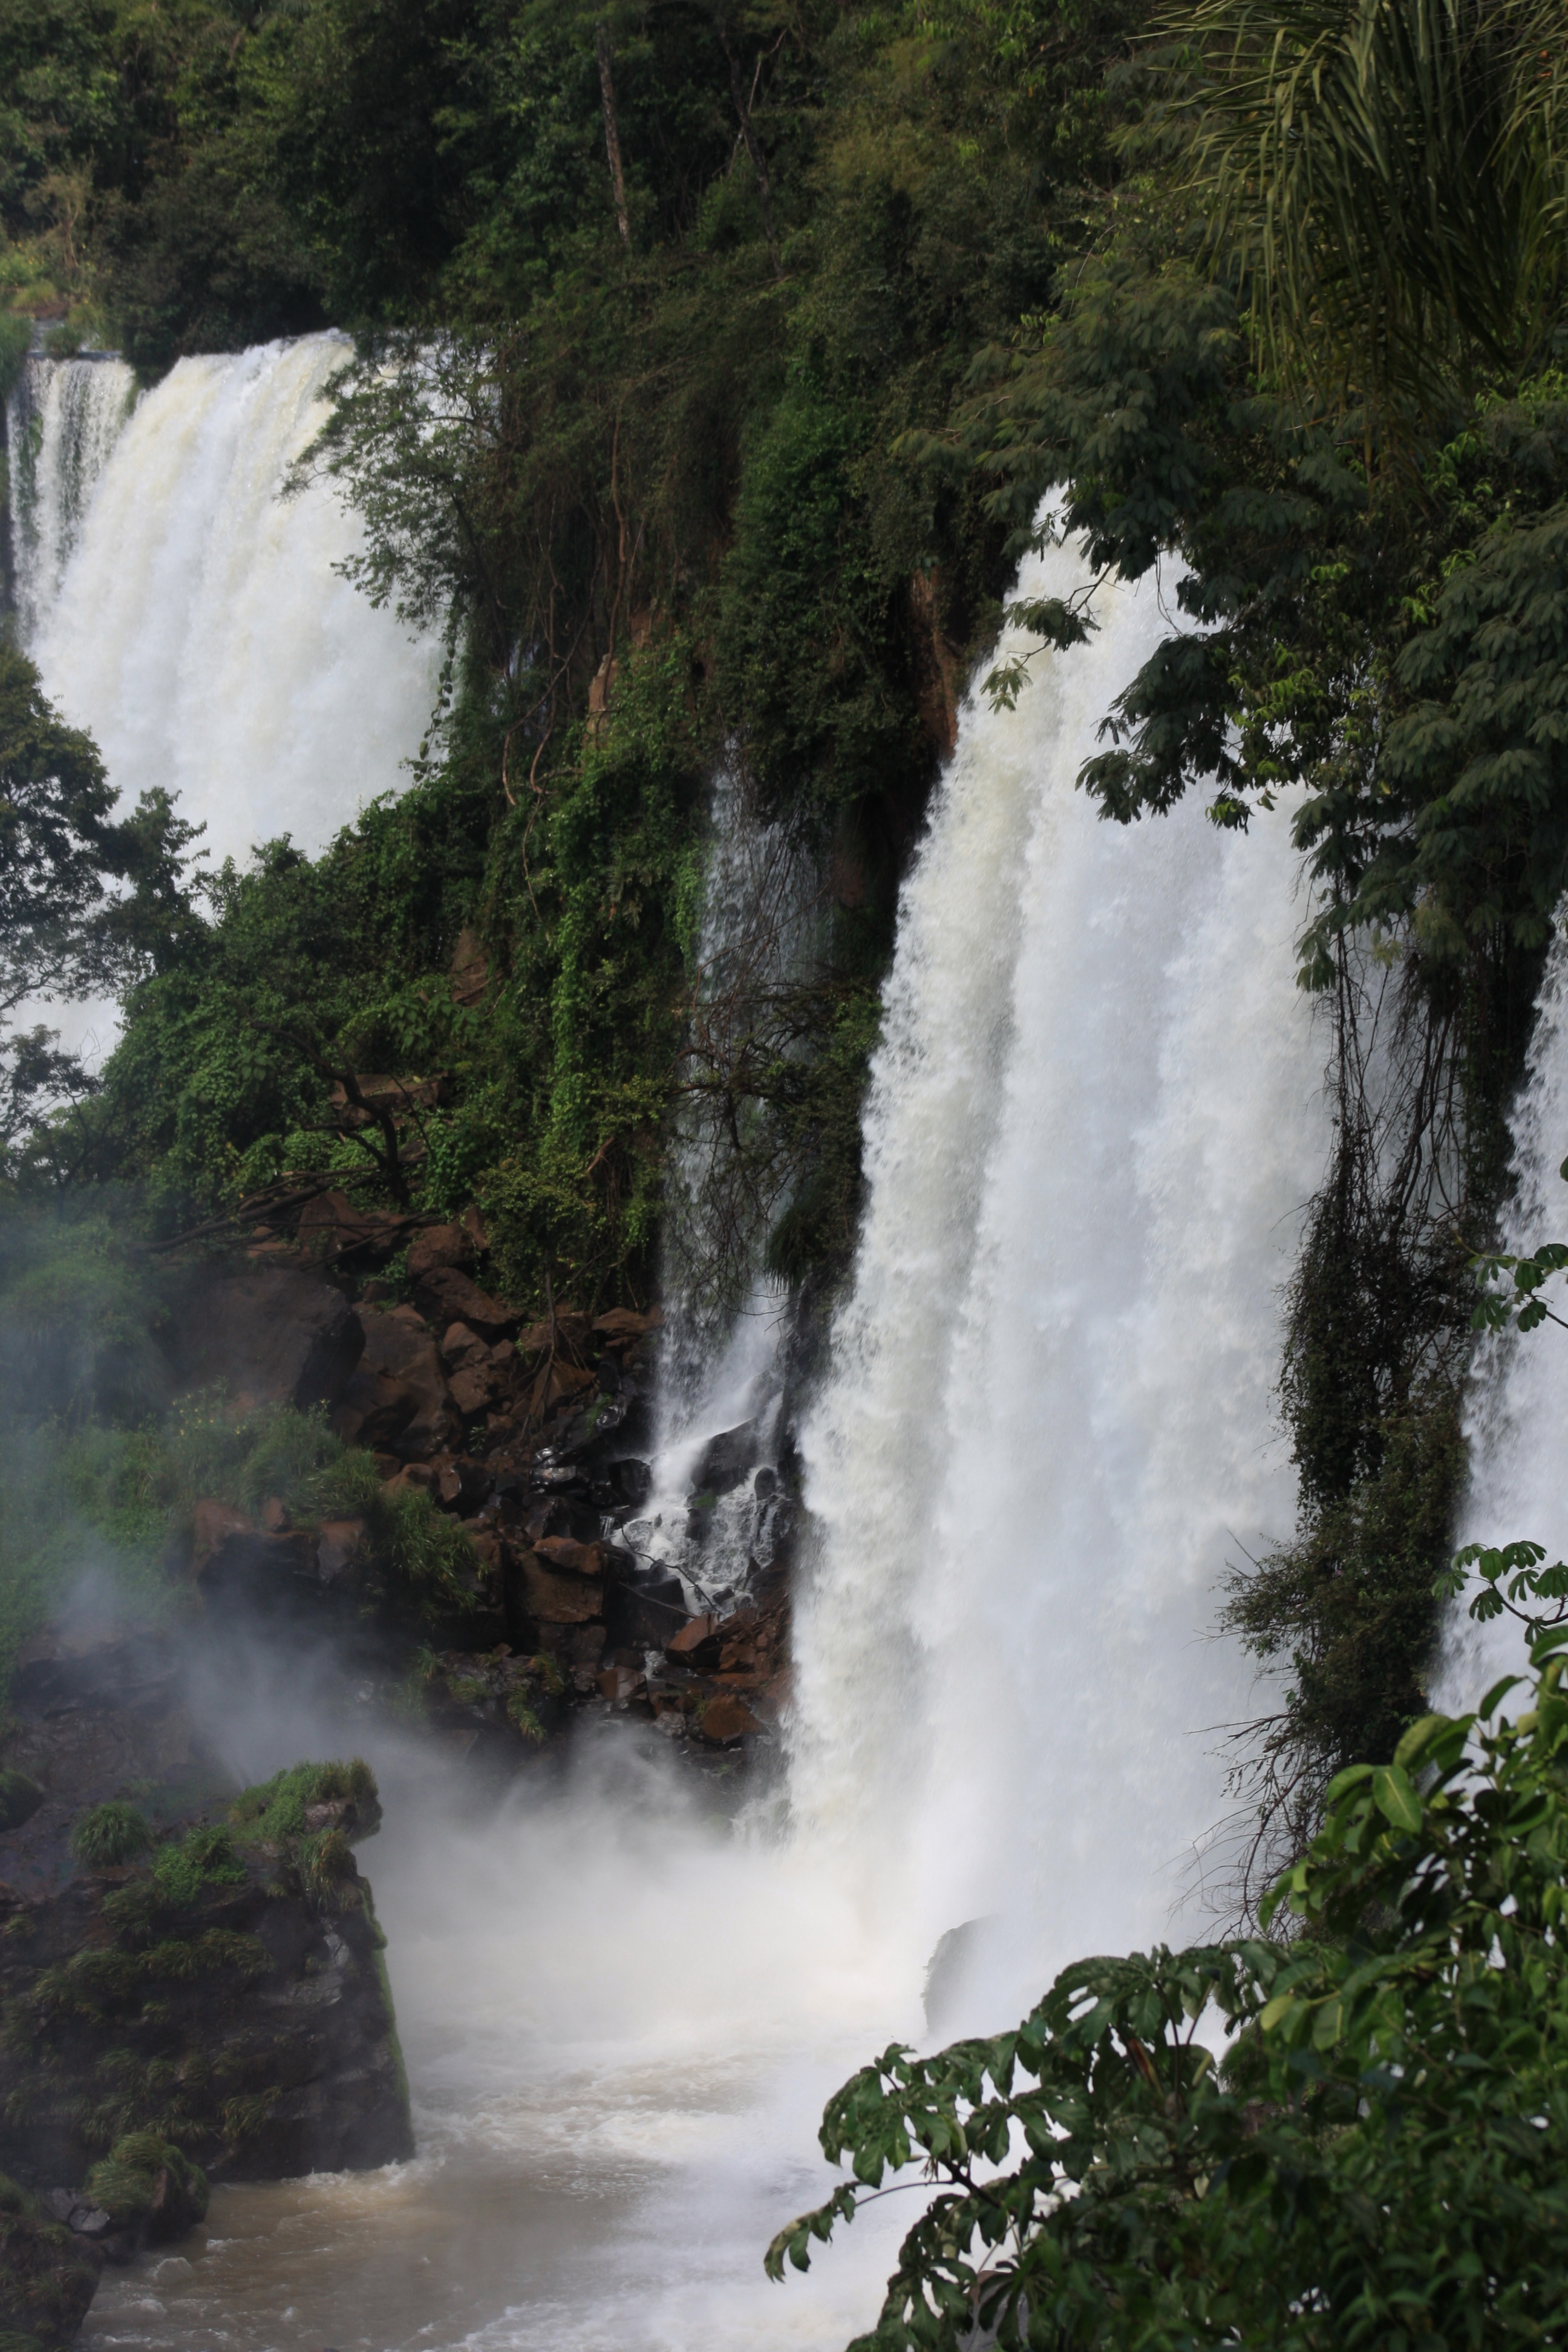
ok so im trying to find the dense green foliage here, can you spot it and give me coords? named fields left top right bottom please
left=82, top=2131, right=209, bottom=2237
left=774, top=1614, right=1568, bottom=2349
left=0, top=1204, right=473, bottom=1695
left=2, top=0, right=1566, bottom=1880
left=0, top=0, right=1143, bottom=1319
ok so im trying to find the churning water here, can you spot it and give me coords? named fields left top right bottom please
left=1446, top=930, right=1568, bottom=1700
left=64, top=512, right=1340, bottom=2345
left=7, top=335, right=440, bottom=874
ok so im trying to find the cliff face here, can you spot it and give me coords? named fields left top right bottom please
left=0, top=1777, right=411, bottom=2195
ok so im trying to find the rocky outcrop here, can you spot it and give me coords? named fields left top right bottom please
left=0, top=1763, right=411, bottom=2197
left=176, top=1263, right=364, bottom=1413
left=0, top=2177, right=100, bottom=2346
left=0, top=1622, right=212, bottom=1896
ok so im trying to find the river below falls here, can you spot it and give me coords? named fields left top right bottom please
left=80, top=1727, right=923, bottom=2352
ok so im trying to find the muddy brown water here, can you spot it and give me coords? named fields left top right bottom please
left=80, top=1748, right=916, bottom=2352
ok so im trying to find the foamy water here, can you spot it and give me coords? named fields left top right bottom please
left=81, top=534, right=1335, bottom=2349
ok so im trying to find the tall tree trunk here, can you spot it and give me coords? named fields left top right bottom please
left=718, top=24, right=780, bottom=272
left=596, top=24, right=631, bottom=247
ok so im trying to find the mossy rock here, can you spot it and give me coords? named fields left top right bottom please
left=68, top=1803, right=152, bottom=1867
left=0, top=2181, right=99, bottom=2347
left=229, top=1759, right=381, bottom=1848
left=0, top=1777, right=42, bottom=1836
left=83, top=2134, right=208, bottom=2243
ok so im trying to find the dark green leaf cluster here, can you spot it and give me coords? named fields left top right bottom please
left=776, top=1637, right=1568, bottom=2350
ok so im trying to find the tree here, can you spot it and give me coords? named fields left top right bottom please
left=0, top=647, right=203, bottom=1166
left=769, top=1624, right=1568, bottom=2348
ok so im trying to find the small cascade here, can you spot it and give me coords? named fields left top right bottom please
left=1448, top=929, right=1568, bottom=1699
left=629, top=762, right=820, bottom=1610
left=789, top=538, right=1330, bottom=2014
left=10, top=334, right=440, bottom=873
left=6, top=352, right=136, bottom=638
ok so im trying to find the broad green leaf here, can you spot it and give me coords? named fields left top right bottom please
left=1372, top=1765, right=1422, bottom=1831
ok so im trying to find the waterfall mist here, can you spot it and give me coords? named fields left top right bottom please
left=85, top=538, right=1336, bottom=2349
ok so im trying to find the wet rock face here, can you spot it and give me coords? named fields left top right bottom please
left=0, top=1780, right=411, bottom=2195
left=174, top=1264, right=365, bottom=1414
left=0, top=2178, right=101, bottom=2347
left=0, top=1624, right=205, bottom=1892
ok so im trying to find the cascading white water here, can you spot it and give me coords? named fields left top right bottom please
left=633, top=762, right=820, bottom=1606
left=7, top=353, right=136, bottom=638
left=1445, top=928, right=1568, bottom=1701
left=792, top=539, right=1330, bottom=2011
left=84, top=535, right=1336, bottom=2351
left=9, top=336, right=440, bottom=875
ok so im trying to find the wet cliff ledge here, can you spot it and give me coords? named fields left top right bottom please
left=0, top=1760, right=411, bottom=2203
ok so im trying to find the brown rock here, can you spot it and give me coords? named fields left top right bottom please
left=510, top=1549, right=606, bottom=1625
left=534, top=1535, right=604, bottom=1579
left=439, top=1321, right=487, bottom=1368
left=597, top=1665, right=644, bottom=1705
left=592, top=1307, right=663, bottom=1343
left=665, top=1613, right=716, bottom=1656
left=414, top=1266, right=517, bottom=1344
left=407, top=1224, right=472, bottom=1285
left=526, top=1360, right=596, bottom=1418
left=189, top=1498, right=253, bottom=1579
left=695, top=1694, right=762, bottom=1745
left=295, top=1189, right=405, bottom=1265
left=428, top=1455, right=492, bottom=1514
left=333, top=1309, right=459, bottom=1459
left=315, top=1519, right=367, bottom=1584
left=448, top=1362, right=495, bottom=1417
left=515, top=1313, right=592, bottom=1358
left=178, top=1266, right=365, bottom=1414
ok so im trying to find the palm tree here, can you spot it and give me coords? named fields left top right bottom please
left=1165, top=0, right=1565, bottom=448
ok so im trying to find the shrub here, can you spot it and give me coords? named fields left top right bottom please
left=83, top=2133, right=207, bottom=2240
left=68, top=1805, right=152, bottom=1867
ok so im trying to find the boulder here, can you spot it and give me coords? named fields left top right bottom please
left=690, top=1422, right=760, bottom=1497
left=604, top=1457, right=652, bottom=1508
left=517, top=1494, right=602, bottom=1546
left=189, top=1497, right=253, bottom=1578
left=694, top=1693, right=762, bottom=1745
left=603, top=1556, right=688, bottom=1652
left=506, top=1547, right=606, bottom=1628
left=333, top=1307, right=459, bottom=1459
left=177, top=1266, right=364, bottom=1413
left=413, top=1266, right=517, bottom=1343
left=295, top=1189, right=405, bottom=1266
left=533, top=1535, right=604, bottom=1579
left=0, top=1768, right=413, bottom=2190
left=592, top=1307, right=663, bottom=1344
left=666, top=1613, right=717, bottom=1658
left=315, top=1519, right=368, bottom=1586
left=428, top=1455, right=492, bottom=1515
left=407, top=1224, right=472, bottom=1285
left=0, top=2177, right=101, bottom=2345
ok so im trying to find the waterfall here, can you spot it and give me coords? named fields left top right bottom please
left=1447, top=929, right=1568, bottom=1700
left=632, top=761, right=820, bottom=1607
left=790, top=540, right=1329, bottom=2013
left=6, top=351, right=136, bottom=639
left=7, top=335, right=440, bottom=877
